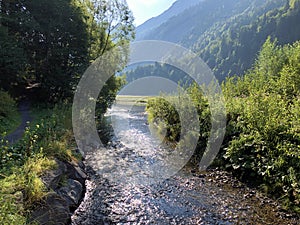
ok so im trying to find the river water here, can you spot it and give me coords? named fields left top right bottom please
left=71, top=99, right=298, bottom=225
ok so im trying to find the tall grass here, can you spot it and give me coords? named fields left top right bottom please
left=0, top=103, right=76, bottom=223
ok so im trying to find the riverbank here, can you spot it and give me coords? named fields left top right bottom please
left=71, top=100, right=299, bottom=224
left=0, top=103, right=87, bottom=224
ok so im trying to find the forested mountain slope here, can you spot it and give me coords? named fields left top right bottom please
left=134, top=0, right=300, bottom=81
left=136, top=0, right=202, bottom=40
left=196, top=0, right=300, bottom=80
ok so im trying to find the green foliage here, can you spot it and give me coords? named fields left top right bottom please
left=0, top=91, right=20, bottom=134
left=0, top=91, right=17, bottom=118
left=147, top=97, right=181, bottom=142
left=136, top=0, right=300, bottom=82
left=0, top=192, right=26, bottom=225
left=0, top=104, right=75, bottom=223
left=125, top=62, right=192, bottom=84
left=85, top=0, right=135, bottom=58
left=0, top=155, right=55, bottom=224
left=0, top=104, right=73, bottom=173
left=289, top=0, right=300, bottom=9
left=146, top=84, right=210, bottom=157
left=0, top=0, right=135, bottom=222
left=194, top=0, right=300, bottom=80
left=147, top=38, right=300, bottom=213
left=96, top=75, right=127, bottom=116
left=0, top=0, right=134, bottom=107
left=223, top=39, right=300, bottom=212
left=0, top=26, right=28, bottom=96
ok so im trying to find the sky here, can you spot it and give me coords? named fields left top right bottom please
left=127, top=0, right=177, bottom=26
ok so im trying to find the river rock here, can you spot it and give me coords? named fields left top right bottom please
left=41, top=159, right=67, bottom=190
left=58, top=179, right=83, bottom=209
left=29, top=192, right=71, bottom=225
left=30, top=158, right=87, bottom=225
left=65, top=160, right=87, bottom=185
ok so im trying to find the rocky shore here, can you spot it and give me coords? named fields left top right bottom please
left=29, top=158, right=87, bottom=225
left=70, top=164, right=299, bottom=225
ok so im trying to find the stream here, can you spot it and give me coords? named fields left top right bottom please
left=71, top=99, right=298, bottom=225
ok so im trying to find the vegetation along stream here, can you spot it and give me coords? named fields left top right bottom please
left=71, top=97, right=299, bottom=225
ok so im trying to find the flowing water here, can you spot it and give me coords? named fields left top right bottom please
left=71, top=98, right=298, bottom=225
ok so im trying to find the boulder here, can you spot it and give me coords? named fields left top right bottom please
left=58, top=179, right=83, bottom=209
left=30, top=159, right=87, bottom=224
left=41, top=160, right=67, bottom=190
left=65, top=160, right=87, bottom=185
left=29, top=192, right=71, bottom=225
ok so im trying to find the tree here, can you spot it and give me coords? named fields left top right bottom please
left=0, top=26, right=28, bottom=96
left=22, top=0, right=90, bottom=101
left=0, top=0, right=135, bottom=111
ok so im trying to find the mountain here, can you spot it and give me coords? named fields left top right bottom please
left=137, top=0, right=278, bottom=44
left=195, top=0, right=300, bottom=79
left=133, top=0, right=300, bottom=81
left=136, top=0, right=202, bottom=40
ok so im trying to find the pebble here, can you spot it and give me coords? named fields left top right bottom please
left=71, top=168, right=299, bottom=225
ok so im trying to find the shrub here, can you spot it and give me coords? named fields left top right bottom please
left=0, top=90, right=20, bottom=134
left=146, top=38, right=300, bottom=213
left=0, top=103, right=75, bottom=223
left=223, top=39, right=300, bottom=212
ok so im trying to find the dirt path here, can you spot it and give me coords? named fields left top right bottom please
left=5, top=100, right=32, bottom=144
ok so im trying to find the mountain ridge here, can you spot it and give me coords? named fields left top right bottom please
left=133, top=0, right=300, bottom=81
left=136, top=0, right=202, bottom=40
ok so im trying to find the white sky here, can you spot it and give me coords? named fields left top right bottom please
left=127, top=0, right=177, bottom=26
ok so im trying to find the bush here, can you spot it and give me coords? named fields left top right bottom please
left=0, top=103, right=75, bottom=223
left=0, top=90, right=20, bottom=134
left=146, top=85, right=211, bottom=160
left=223, top=39, right=300, bottom=212
left=146, top=38, right=300, bottom=213
left=0, top=155, right=55, bottom=224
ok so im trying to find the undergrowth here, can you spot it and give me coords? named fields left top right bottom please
left=0, top=103, right=77, bottom=224
left=0, top=90, right=21, bottom=135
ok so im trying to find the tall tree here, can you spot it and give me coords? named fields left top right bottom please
left=23, top=0, right=90, bottom=101
left=84, top=0, right=135, bottom=114
left=0, top=0, right=135, bottom=106
left=82, top=0, right=135, bottom=60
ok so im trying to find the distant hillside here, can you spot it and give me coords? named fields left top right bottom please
left=195, top=0, right=300, bottom=79
left=136, top=0, right=202, bottom=40
left=134, top=0, right=300, bottom=81
left=139, top=0, right=264, bottom=44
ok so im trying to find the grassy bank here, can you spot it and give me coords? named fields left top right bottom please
left=0, top=103, right=77, bottom=224
left=0, top=91, right=21, bottom=135
left=115, top=95, right=151, bottom=106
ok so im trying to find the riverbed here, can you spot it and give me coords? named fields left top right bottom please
left=71, top=98, right=298, bottom=225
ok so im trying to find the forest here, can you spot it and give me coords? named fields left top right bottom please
left=131, top=0, right=300, bottom=82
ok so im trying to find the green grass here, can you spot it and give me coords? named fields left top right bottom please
left=1, top=111, right=22, bottom=136
left=0, top=91, right=22, bottom=135
left=116, top=95, right=152, bottom=106
left=0, top=103, right=78, bottom=224
left=0, top=155, right=56, bottom=224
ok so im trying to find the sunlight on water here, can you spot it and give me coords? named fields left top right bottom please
left=86, top=101, right=186, bottom=185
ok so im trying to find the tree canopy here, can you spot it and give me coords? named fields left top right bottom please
left=0, top=0, right=134, bottom=103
